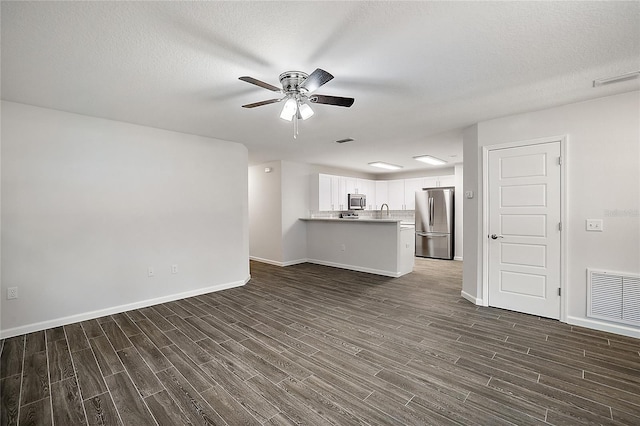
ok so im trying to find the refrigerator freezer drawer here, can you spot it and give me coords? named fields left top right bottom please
left=415, top=232, right=453, bottom=260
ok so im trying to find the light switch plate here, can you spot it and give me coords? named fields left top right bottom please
left=586, top=219, right=603, bottom=232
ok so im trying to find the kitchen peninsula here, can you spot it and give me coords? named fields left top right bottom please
left=300, top=218, right=415, bottom=277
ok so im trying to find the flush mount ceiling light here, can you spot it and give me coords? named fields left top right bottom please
left=593, top=71, right=640, bottom=87
left=239, top=69, right=355, bottom=139
left=413, top=155, right=447, bottom=166
left=368, top=161, right=403, bottom=170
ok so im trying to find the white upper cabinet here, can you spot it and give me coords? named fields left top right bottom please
left=313, top=172, right=455, bottom=211
left=375, top=181, right=388, bottom=210
left=357, top=179, right=376, bottom=209
left=438, top=175, right=455, bottom=187
left=403, top=178, right=424, bottom=210
left=387, top=180, right=405, bottom=210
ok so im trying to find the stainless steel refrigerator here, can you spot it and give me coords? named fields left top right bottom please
left=415, top=187, right=454, bottom=259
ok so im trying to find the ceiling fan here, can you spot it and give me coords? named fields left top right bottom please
left=239, top=68, right=355, bottom=138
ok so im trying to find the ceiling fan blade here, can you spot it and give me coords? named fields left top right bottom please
left=239, top=76, right=281, bottom=92
left=309, top=94, right=355, bottom=107
left=241, top=98, right=282, bottom=108
left=300, top=68, right=334, bottom=93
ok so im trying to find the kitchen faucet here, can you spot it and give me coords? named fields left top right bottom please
left=380, top=203, right=390, bottom=217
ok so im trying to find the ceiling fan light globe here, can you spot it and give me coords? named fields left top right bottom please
left=279, top=98, right=297, bottom=121
left=299, top=103, right=314, bottom=120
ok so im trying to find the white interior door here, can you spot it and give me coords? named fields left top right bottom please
left=488, top=141, right=561, bottom=319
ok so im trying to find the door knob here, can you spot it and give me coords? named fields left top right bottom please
left=490, top=234, right=504, bottom=240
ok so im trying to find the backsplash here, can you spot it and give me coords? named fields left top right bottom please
left=309, top=210, right=415, bottom=222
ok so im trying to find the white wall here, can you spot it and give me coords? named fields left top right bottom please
left=248, top=161, right=283, bottom=264
left=249, top=160, right=309, bottom=266
left=463, top=91, right=640, bottom=335
left=462, top=124, right=482, bottom=303
left=454, top=163, right=464, bottom=261
left=1, top=102, right=250, bottom=337
left=281, top=161, right=309, bottom=264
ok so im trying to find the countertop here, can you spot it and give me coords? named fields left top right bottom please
left=300, top=217, right=401, bottom=223
left=300, top=217, right=415, bottom=228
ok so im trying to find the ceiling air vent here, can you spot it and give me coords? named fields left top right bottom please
left=335, top=138, right=354, bottom=144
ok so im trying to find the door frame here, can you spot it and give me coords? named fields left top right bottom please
left=481, top=135, right=568, bottom=322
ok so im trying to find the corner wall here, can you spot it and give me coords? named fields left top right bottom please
left=248, top=160, right=310, bottom=266
left=1, top=102, right=250, bottom=337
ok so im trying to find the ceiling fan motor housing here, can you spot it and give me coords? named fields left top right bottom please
left=279, top=71, right=309, bottom=94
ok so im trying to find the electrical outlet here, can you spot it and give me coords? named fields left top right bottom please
left=7, top=287, right=18, bottom=300
left=586, top=219, right=603, bottom=232
left=148, top=267, right=154, bottom=277
left=340, top=244, right=346, bottom=252
left=171, top=264, right=178, bottom=274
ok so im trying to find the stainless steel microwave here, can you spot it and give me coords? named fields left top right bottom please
left=347, top=193, right=366, bottom=210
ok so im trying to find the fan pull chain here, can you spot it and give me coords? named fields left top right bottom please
left=293, top=110, right=298, bottom=139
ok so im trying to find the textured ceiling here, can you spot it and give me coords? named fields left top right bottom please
left=2, top=1, right=639, bottom=174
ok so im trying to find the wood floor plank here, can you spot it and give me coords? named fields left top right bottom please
left=165, top=329, right=212, bottom=365
left=156, top=367, right=227, bottom=426
left=199, top=360, right=280, bottom=423
left=89, top=335, right=124, bottom=377
left=65, top=323, right=91, bottom=353
left=201, top=385, right=262, bottom=426
left=197, top=338, right=259, bottom=381
left=72, top=348, right=107, bottom=400
left=246, top=373, right=330, bottom=425
left=51, top=377, right=87, bottom=425
left=100, top=322, right=132, bottom=352
left=116, top=347, right=163, bottom=398
left=0, top=336, right=24, bottom=379
left=144, top=390, right=192, bottom=425
left=166, top=315, right=206, bottom=341
left=20, top=351, right=50, bottom=406
left=80, top=320, right=104, bottom=339
left=128, top=333, right=171, bottom=373
left=159, top=344, right=216, bottom=393
left=111, top=313, right=141, bottom=338
left=19, top=397, right=52, bottom=426
left=218, top=339, right=288, bottom=384
left=83, top=392, right=122, bottom=426
left=184, top=315, right=230, bottom=343
left=139, top=307, right=175, bottom=332
left=134, top=318, right=173, bottom=348
left=46, top=327, right=66, bottom=343
left=24, top=331, right=46, bottom=355
left=104, top=372, right=155, bottom=425
left=0, top=375, right=21, bottom=426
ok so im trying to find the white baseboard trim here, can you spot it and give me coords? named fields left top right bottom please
left=461, top=290, right=483, bottom=305
left=566, top=315, right=640, bottom=339
left=306, top=259, right=402, bottom=278
left=249, top=256, right=308, bottom=267
left=454, top=256, right=463, bottom=261
left=0, top=277, right=250, bottom=339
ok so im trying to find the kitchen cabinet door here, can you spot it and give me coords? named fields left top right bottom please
left=318, top=174, right=333, bottom=211
left=438, top=175, right=455, bottom=188
left=375, top=181, right=388, bottom=209
left=423, top=176, right=439, bottom=189
left=387, top=180, right=405, bottom=210
left=357, top=179, right=376, bottom=209
left=404, top=178, right=424, bottom=210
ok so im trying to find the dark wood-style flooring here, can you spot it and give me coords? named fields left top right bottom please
left=1, top=258, right=639, bottom=425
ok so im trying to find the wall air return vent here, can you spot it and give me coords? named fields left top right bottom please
left=587, top=269, right=640, bottom=326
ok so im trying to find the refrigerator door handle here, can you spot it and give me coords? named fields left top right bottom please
left=428, top=197, right=434, bottom=227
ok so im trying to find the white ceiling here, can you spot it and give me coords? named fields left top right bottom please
left=2, top=1, right=639, bottom=174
